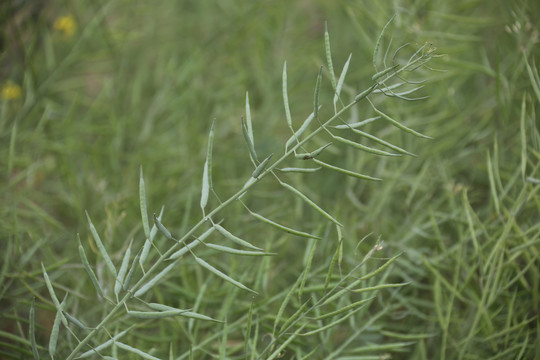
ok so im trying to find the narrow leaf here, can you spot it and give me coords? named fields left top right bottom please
left=194, top=256, right=258, bottom=294
left=279, top=181, right=343, bottom=227
left=85, top=211, right=117, bottom=278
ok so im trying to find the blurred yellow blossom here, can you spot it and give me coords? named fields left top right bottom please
left=1, top=81, right=22, bottom=101
left=53, top=14, right=77, bottom=38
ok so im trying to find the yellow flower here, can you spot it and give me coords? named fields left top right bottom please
left=53, top=14, right=77, bottom=38
left=1, top=81, right=22, bottom=101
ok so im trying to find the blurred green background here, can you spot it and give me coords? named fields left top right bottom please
left=1, top=0, right=538, bottom=359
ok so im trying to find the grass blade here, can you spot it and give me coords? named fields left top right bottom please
left=278, top=180, right=343, bottom=227
left=351, top=282, right=409, bottom=293
left=273, top=274, right=302, bottom=335
left=78, top=234, right=104, bottom=298
left=85, top=211, right=117, bottom=278
left=194, top=256, right=258, bottom=294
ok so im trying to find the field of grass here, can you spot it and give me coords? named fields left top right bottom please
left=1, top=0, right=539, bottom=359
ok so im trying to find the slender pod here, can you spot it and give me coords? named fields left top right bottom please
left=334, top=53, right=352, bottom=113
left=314, top=66, right=323, bottom=120
left=154, top=213, right=173, bottom=240
left=78, top=234, right=104, bottom=298
left=114, top=239, right=132, bottom=296
left=241, top=117, right=258, bottom=162
left=278, top=180, right=343, bottom=227
left=194, top=256, right=258, bottom=294
left=134, top=261, right=178, bottom=297
left=29, top=298, right=39, bottom=360
left=214, top=224, right=262, bottom=250
left=369, top=100, right=432, bottom=139
left=324, top=22, right=337, bottom=91
left=85, top=211, right=117, bottom=278
left=41, top=263, right=68, bottom=327
left=139, top=167, right=150, bottom=239
left=252, top=153, right=273, bottom=178
left=278, top=167, right=322, bottom=174
left=248, top=210, right=322, bottom=239
left=282, top=62, right=294, bottom=133
left=313, top=158, right=381, bottom=181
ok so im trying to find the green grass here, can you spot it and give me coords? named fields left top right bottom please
left=1, top=0, right=539, bottom=359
